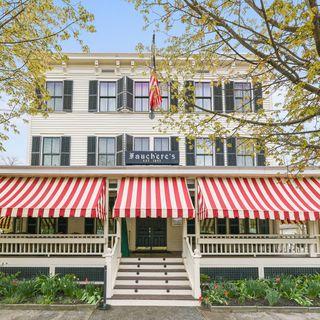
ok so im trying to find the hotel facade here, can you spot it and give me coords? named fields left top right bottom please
left=0, top=53, right=319, bottom=306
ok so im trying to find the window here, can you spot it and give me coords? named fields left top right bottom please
left=134, top=137, right=149, bottom=151
left=135, top=82, right=149, bottom=112
left=46, top=81, right=63, bottom=111
left=200, top=219, right=215, bottom=234
left=43, top=137, right=61, bottom=166
left=234, top=82, right=252, bottom=112
left=196, top=138, right=214, bottom=166
left=40, top=218, right=56, bottom=234
left=99, top=82, right=116, bottom=111
left=98, top=137, right=116, bottom=166
left=195, top=82, right=211, bottom=111
left=27, top=218, right=38, bottom=234
left=57, top=217, right=68, bottom=234
left=236, top=139, right=254, bottom=166
left=154, top=137, right=170, bottom=151
left=159, top=83, right=169, bottom=111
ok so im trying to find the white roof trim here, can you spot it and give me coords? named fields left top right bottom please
left=0, top=166, right=318, bottom=178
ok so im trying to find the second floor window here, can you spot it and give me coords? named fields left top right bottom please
left=195, top=82, right=211, bottom=111
left=43, top=137, right=60, bottom=166
left=159, top=83, right=169, bottom=111
left=234, top=82, right=252, bottom=112
left=134, top=137, right=150, bottom=151
left=236, top=139, right=254, bottom=166
left=196, top=138, right=214, bottom=166
left=154, top=137, right=170, bottom=151
left=46, top=81, right=63, bottom=111
left=135, top=82, right=149, bottom=112
left=98, top=137, right=116, bottom=166
left=100, top=82, right=116, bottom=112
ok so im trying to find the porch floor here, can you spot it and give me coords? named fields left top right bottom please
left=129, top=251, right=182, bottom=258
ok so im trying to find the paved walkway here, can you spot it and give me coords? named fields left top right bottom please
left=1, top=307, right=320, bottom=320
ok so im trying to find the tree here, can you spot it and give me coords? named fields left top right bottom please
left=130, top=0, right=320, bottom=171
left=0, top=0, right=95, bottom=150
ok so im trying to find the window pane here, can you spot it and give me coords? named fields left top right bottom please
left=52, top=155, right=60, bottom=166
left=195, top=83, right=202, bottom=96
left=98, top=155, right=107, bottom=166
left=100, top=82, right=108, bottom=96
left=43, top=155, right=52, bottom=166
left=99, top=138, right=107, bottom=153
left=106, top=155, right=115, bottom=166
left=249, top=219, right=257, bottom=233
left=154, top=138, right=169, bottom=151
left=55, top=82, right=63, bottom=96
left=196, top=155, right=205, bottom=166
left=141, top=82, right=149, bottom=95
left=134, top=138, right=149, bottom=151
left=203, top=83, right=211, bottom=96
left=47, top=98, right=54, bottom=109
left=161, top=97, right=168, bottom=111
left=200, top=219, right=215, bottom=234
left=204, top=155, right=213, bottom=166
left=54, top=98, right=63, bottom=111
left=159, top=83, right=168, bottom=96
left=141, top=98, right=149, bottom=111
left=46, top=82, right=55, bottom=96
left=108, top=98, right=116, bottom=111
left=52, top=138, right=60, bottom=153
left=108, top=82, right=116, bottom=96
left=106, top=138, right=115, bottom=154
left=100, top=98, right=107, bottom=112
left=43, top=138, right=52, bottom=153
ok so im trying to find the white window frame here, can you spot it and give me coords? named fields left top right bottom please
left=42, top=136, right=62, bottom=166
left=134, top=81, right=149, bottom=112
left=98, top=81, right=117, bottom=112
left=194, top=81, right=212, bottom=112
left=236, top=138, right=255, bottom=167
left=46, top=80, right=64, bottom=112
left=97, top=136, right=116, bottom=166
left=233, top=81, right=253, bottom=113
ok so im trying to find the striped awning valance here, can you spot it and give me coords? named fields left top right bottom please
left=0, top=177, right=107, bottom=219
left=197, top=177, right=320, bottom=221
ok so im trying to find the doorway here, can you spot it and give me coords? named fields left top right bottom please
left=136, top=218, right=167, bottom=251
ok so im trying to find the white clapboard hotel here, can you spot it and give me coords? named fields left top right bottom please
left=0, top=53, right=319, bottom=306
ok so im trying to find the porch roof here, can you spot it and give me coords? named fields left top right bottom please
left=0, top=177, right=107, bottom=219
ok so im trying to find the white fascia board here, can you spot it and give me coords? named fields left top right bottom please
left=0, top=166, right=318, bottom=178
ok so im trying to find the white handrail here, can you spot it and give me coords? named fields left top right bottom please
left=104, top=236, right=121, bottom=298
left=183, top=236, right=201, bottom=299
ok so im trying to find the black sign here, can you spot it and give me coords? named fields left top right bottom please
left=125, top=151, right=180, bottom=165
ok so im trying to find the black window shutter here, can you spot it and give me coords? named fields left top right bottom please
left=185, top=138, right=195, bottom=166
left=117, top=76, right=133, bottom=111
left=213, top=83, right=223, bottom=112
left=225, top=82, right=234, bottom=113
left=170, top=136, right=179, bottom=151
left=170, top=81, right=178, bottom=111
left=87, top=136, right=97, bottom=166
left=88, top=80, right=98, bottom=112
left=31, top=136, right=41, bottom=166
left=126, top=134, right=133, bottom=151
left=63, top=80, right=73, bottom=112
left=60, top=136, right=71, bottom=166
left=116, top=135, right=124, bottom=166
left=227, top=137, right=237, bottom=166
left=256, top=142, right=266, bottom=166
left=215, top=138, right=225, bottom=166
left=184, top=81, right=195, bottom=112
left=254, top=83, right=263, bottom=112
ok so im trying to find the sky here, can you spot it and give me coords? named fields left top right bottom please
left=1, top=0, right=154, bottom=165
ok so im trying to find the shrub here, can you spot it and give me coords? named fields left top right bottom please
left=265, top=289, right=281, bottom=306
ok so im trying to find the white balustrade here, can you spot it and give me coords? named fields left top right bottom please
left=183, top=236, right=201, bottom=299
left=198, top=234, right=319, bottom=256
left=0, top=234, right=117, bottom=256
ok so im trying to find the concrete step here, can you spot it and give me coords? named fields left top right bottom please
left=113, top=288, right=192, bottom=295
left=117, top=270, right=187, bottom=277
left=115, top=279, right=190, bottom=286
left=121, top=257, right=183, bottom=263
left=109, top=294, right=200, bottom=307
left=119, top=263, right=184, bottom=270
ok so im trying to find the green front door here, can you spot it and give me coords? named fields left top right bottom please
left=136, top=218, right=167, bottom=251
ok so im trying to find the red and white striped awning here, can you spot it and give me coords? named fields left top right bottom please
left=113, top=177, right=195, bottom=218
left=197, top=177, right=320, bottom=221
left=0, top=177, right=107, bottom=219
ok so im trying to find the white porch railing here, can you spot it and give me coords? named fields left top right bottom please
left=105, top=235, right=121, bottom=298
left=198, top=234, right=319, bottom=257
left=0, top=234, right=117, bottom=256
left=182, top=236, right=201, bottom=299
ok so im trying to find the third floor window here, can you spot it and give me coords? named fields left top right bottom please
left=234, top=82, right=252, bottom=112
left=195, top=82, right=211, bottom=111
left=236, top=139, right=255, bottom=166
left=46, top=81, right=63, bottom=111
left=99, top=82, right=116, bottom=112
left=134, top=82, right=149, bottom=112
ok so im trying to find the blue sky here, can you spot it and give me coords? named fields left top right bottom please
left=1, top=0, right=153, bottom=164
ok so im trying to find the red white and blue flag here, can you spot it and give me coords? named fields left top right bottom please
left=149, top=33, right=162, bottom=117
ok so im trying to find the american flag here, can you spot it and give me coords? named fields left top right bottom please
left=149, top=33, right=162, bottom=114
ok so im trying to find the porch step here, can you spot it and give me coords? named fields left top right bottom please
left=109, top=294, right=200, bottom=307
left=111, top=257, right=197, bottom=306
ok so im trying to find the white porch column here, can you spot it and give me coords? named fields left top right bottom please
left=193, top=249, right=202, bottom=299
left=273, top=220, right=281, bottom=234
left=195, top=179, right=200, bottom=251
left=117, top=218, right=122, bottom=238
left=307, top=221, right=318, bottom=257
left=104, top=248, right=113, bottom=298
left=182, top=218, right=187, bottom=258
left=103, top=183, right=109, bottom=254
